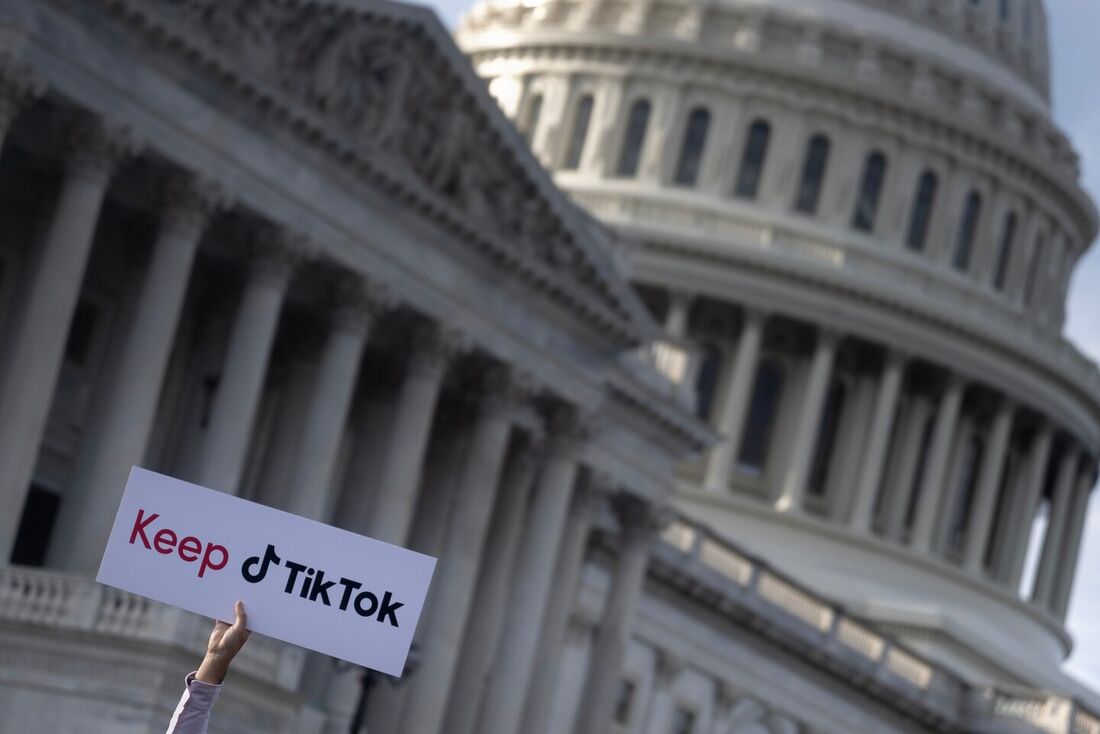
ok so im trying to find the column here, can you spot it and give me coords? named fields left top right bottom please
left=366, top=323, right=463, bottom=546
left=285, top=279, right=382, bottom=521
left=520, top=474, right=609, bottom=734
left=910, top=376, right=965, bottom=552
left=704, top=309, right=765, bottom=493
left=574, top=495, right=663, bottom=734
left=964, top=399, right=1015, bottom=572
left=443, top=438, right=541, bottom=734
left=481, top=405, right=587, bottom=734
left=1002, top=422, right=1054, bottom=587
left=775, top=330, right=838, bottom=512
left=707, top=684, right=737, bottom=734
left=849, top=352, right=905, bottom=531
left=1031, top=447, right=1080, bottom=606
left=398, top=365, right=530, bottom=734
left=1052, top=468, right=1095, bottom=618
left=0, top=63, right=45, bottom=151
left=0, top=116, right=136, bottom=561
left=663, top=291, right=693, bottom=339
left=49, top=173, right=226, bottom=573
left=884, top=397, right=932, bottom=540
left=195, top=230, right=299, bottom=493
left=641, top=652, right=685, bottom=734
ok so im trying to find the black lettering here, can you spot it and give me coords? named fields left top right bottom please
left=284, top=560, right=307, bottom=594
left=338, top=577, right=362, bottom=611
left=376, top=592, right=404, bottom=628
left=308, top=570, right=336, bottom=606
left=354, top=591, right=379, bottom=618
left=241, top=544, right=282, bottom=584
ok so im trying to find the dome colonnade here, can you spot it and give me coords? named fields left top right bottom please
left=457, top=0, right=1100, bottom=686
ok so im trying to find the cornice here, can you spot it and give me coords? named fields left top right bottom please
left=457, top=29, right=1096, bottom=246
left=72, top=0, right=651, bottom=349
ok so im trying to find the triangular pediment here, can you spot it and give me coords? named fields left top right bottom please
left=107, top=0, right=654, bottom=346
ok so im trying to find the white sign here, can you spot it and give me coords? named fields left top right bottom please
left=97, top=467, right=436, bottom=676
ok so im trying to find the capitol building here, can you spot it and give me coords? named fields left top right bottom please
left=0, top=0, right=1098, bottom=733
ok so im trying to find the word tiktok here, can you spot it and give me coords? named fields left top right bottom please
left=127, top=509, right=405, bottom=627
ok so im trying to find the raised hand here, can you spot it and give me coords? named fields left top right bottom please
left=196, top=601, right=251, bottom=684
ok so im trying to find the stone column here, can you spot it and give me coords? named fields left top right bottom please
left=574, top=495, right=664, bottom=734
left=481, top=405, right=587, bottom=734
left=520, top=474, right=610, bottom=734
left=704, top=309, right=765, bottom=493
left=641, top=651, right=685, bottom=734
left=398, top=366, right=531, bottom=734
left=849, top=352, right=905, bottom=531
left=0, top=117, right=136, bottom=561
left=1052, top=468, right=1095, bottom=619
left=884, top=396, right=932, bottom=540
left=775, top=330, right=838, bottom=512
left=910, top=376, right=965, bottom=552
left=444, top=437, right=542, bottom=734
left=707, top=684, right=737, bottom=734
left=1002, top=422, right=1054, bottom=588
left=964, top=399, right=1015, bottom=572
left=196, top=230, right=300, bottom=493
left=1031, top=447, right=1080, bottom=606
left=49, top=174, right=226, bottom=573
left=663, top=291, right=693, bottom=339
left=285, top=279, right=383, bottom=522
left=0, top=63, right=45, bottom=151
left=366, top=323, right=463, bottom=546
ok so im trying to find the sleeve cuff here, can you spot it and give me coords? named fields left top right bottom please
left=184, top=672, right=222, bottom=710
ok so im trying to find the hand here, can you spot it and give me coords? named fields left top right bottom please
left=195, top=601, right=251, bottom=684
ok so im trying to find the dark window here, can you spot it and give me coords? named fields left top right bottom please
left=851, top=152, right=888, bottom=233
left=64, top=298, right=100, bottom=368
left=670, top=707, right=697, bottom=734
left=993, top=212, right=1018, bottom=290
left=953, top=191, right=983, bottom=271
left=520, top=94, right=543, bottom=144
left=10, top=485, right=61, bottom=566
left=946, top=436, right=984, bottom=554
left=616, top=99, right=652, bottom=178
left=808, top=382, right=847, bottom=498
left=673, top=107, right=711, bottom=186
left=794, top=134, right=830, bottom=215
left=906, top=171, right=938, bottom=251
left=738, top=361, right=784, bottom=473
left=694, top=343, right=724, bottom=422
left=999, top=0, right=1010, bottom=22
left=735, top=120, right=771, bottom=199
left=1024, top=236, right=1044, bottom=305
left=613, top=679, right=636, bottom=725
left=563, top=95, right=594, bottom=170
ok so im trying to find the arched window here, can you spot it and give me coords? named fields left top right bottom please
left=906, top=171, right=938, bottom=251
left=734, top=120, right=771, bottom=200
left=993, top=212, right=1018, bottom=290
left=1024, top=235, right=1044, bottom=305
left=794, top=134, right=831, bottom=215
left=808, top=382, right=847, bottom=498
left=952, top=191, right=983, bottom=271
left=737, top=361, right=785, bottom=474
left=694, top=343, right=724, bottom=422
left=616, top=99, right=651, bottom=178
left=562, top=95, right=594, bottom=170
left=521, top=93, right=543, bottom=144
left=674, top=107, right=711, bottom=186
left=946, top=435, right=984, bottom=555
left=851, top=152, right=888, bottom=233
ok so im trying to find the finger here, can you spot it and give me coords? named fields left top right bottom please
left=234, top=600, right=248, bottom=630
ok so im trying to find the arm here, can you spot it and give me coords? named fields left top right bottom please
left=165, top=601, right=251, bottom=734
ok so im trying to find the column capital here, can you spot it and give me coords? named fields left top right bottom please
left=741, top=305, right=770, bottom=327
left=0, top=61, right=45, bottom=132
left=712, top=681, right=739, bottom=719
left=567, top=606, right=601, bottom=644
left=330, top=274, right=391, bottom=336
left=815, top=326, right=842, bottom=350
left=160, top=172, right=233, bottom=240
left=477, top=362, right=539, bottom=419
left=541, top=401, right=592, bottom=457
left=576, top=470, right=616, bottom=516
left=404, top=321, right=468, bottom=379
left=883, top=348, right=909, bottom=370
left=613, top=493, right=669, bottom=545
left=652, top=648, right=686, bottom=687
left=247, top=223, right=309, bottom=286
left=65, top=114, right=141, bottom=184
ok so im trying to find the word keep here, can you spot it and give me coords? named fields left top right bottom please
left=129, top=508, right=229, bottom=578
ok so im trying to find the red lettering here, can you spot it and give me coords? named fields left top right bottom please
left=178, top=536, right=202, bottom=562
left=153, top=528, right=177, bottom=555
left=129, top=509, right=159, bottom=549
left=199, top=544, right=228, bottom=578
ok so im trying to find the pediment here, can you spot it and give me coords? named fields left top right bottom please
left=100, top=0, right=653, bottom=346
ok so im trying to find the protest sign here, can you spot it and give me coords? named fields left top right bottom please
left=97, top=467, right=436, bottom=676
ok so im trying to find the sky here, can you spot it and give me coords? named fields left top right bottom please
left=422, top=0, right=1100, bottom=690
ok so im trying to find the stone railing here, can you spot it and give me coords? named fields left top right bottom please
left=571, top=187, right=1100, bottom=407
left=0, top=565, right=305, bottom=689
left=650, top=514, right=1100, bottom=733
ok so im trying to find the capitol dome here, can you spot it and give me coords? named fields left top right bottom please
left=456, top=0, right=1100, bottom=694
